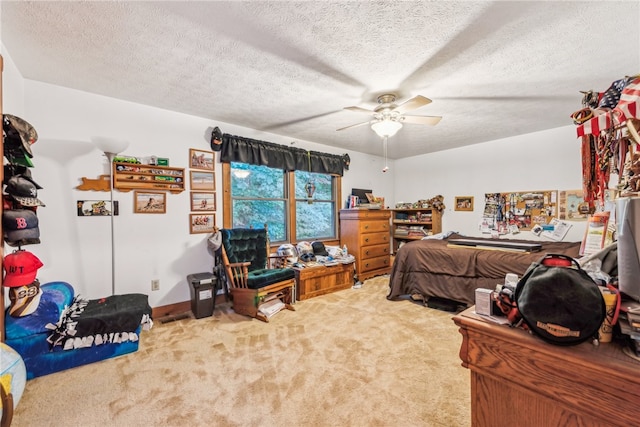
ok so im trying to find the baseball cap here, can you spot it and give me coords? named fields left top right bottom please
left=4, top=176, right=45, bottom=207
left=8, top=279, right=43, bottom=317
left=3, top=250, right=44, bottom=288
left=5, top=151, right=34, bottom=168
left=3, top=209, right=41, bottom=246
left=3, top=114, right=37, bottom=158
left=3, top=164, right=43, bottom=189
left=311, top=241, right=329, bottom=256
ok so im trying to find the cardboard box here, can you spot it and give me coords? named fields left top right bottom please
left=475, top=288, right=493, bottom=316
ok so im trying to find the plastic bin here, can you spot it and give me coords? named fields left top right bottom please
left=187, top=272, right=217, bottom=319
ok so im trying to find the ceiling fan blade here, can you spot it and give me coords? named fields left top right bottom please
left=401, top=115, right=442, bottom=126
left=336, top=120, right=372, bottom=131
left=344, top=106, right=375, bottom=114
left=394, top=95, right=432, bottom=114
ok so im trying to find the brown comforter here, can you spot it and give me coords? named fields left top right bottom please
left=387, top=233, right=582, bottom=306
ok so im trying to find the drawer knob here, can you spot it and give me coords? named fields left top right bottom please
left=364, top=225, right=369, bottom=230
left=365, top=250, right=370, bottom=255
left=364, top=238, right=369, bottom=243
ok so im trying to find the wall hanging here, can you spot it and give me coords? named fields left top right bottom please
left=133, top=191, right=166, bottom=214
left=190, top=171, right=215, bottom=191
left=190, top=192, right=216, bottom=212
left=190, top=213, right=216, bottom=234
left=189, top=148, right=215, bottom=171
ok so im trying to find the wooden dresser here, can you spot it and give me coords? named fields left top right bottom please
left=339, top=209, right=391, bottom=281
left=452, top=308, right=640, bottom=427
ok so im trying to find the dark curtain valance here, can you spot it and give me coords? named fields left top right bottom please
left=220, top=134, right=347, bottom=176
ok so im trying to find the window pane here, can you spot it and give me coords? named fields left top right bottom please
left=295, top=171, right=332, bottom=200
left=296, top=201, right=335, bottom=240
left=232, top=200, right=286, bottom=242
left=231, top=163, right=284, bottom=198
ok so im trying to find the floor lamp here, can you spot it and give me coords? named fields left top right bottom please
left=91, top=136, right=129, bottom=296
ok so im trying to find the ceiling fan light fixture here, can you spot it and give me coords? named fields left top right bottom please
left=371, top=119, right=402, bottom=138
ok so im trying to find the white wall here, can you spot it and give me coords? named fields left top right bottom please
left=2, top=49, right=393, bottom=308
left=2, top=49, right=25, bottom=115
left=393, top=127, right=588, bottom=242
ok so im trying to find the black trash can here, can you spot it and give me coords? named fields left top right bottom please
left=187, top=272, right=217, bottom=319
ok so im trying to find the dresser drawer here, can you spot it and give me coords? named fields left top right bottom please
left=360, top=255, right=391, bottom=273
left=359, top=220, right=390, bottom=234
left=360, top=232, right=389, bottom=246
left=361, top=243, right=390, bottom=260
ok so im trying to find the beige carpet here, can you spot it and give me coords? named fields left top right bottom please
left=11, top=277, right=470, bottom=427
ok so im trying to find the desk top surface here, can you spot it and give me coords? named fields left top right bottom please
left=454, top=307, right=640, bottom=371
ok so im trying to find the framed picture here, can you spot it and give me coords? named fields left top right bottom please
left=190, top=213, right=216, bottom=234
left=190, top=171, right=215, bottom=191
left=134, top=191, right=166, bottom=214
left=455, top=196, right=474, bottom=211
left=77, top=200, right=118, bottom=216
left=191, top=191, right=216, bottom=211
left=189, top=148, right=215, bottom=171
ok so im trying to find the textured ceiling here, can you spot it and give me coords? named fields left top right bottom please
left=2, top=1, right=639, bottom=159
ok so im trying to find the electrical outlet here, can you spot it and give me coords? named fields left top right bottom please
left=151, top=279, right=160, bottom=291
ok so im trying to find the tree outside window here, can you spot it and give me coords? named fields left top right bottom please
left=228, top=162, right=338, bottom=244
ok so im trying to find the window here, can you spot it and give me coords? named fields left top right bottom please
left=224, top=162, right=341, bottom=245
left=294, top=170, right=335, bottom=240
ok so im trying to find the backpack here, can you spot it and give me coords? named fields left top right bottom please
left=515, top=254, right=606, bottom=346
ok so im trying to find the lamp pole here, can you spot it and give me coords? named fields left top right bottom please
left=105, top=152, right=117, bottom=296
left=92, top=137, right=129, bottom=296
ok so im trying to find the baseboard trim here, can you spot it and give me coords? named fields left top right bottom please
left=151, top=294, right=228, bottom=319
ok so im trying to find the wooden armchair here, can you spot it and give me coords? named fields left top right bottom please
left=220, top=227, right=295, bottom=322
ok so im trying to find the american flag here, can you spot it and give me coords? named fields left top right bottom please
left=613, top=76, right=640, bottom=125
left=576, top=112, right=612, bottom=137
left=577, top=76, right=640, bottom=137
left=598, top=77, right=629, bottom=109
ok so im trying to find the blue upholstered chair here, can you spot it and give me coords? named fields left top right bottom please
left=220, top=227, right=296, bottom=322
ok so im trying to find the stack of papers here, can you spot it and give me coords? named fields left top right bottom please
left=258, top=299, right=285, bottom=319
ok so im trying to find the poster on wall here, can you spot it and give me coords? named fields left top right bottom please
left=482, top=190, right=557, bottom=232
left=77, top=200, right=118, bottom=216
left=558, top=190, right=590, bottom=221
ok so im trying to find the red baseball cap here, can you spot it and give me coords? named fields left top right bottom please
left=3, top=250, right=44, bottom=287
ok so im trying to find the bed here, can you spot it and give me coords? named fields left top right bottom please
left=387, top=233, right=582, bottom=306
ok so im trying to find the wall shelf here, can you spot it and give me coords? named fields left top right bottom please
left=113, top=162, right=185, bottom=193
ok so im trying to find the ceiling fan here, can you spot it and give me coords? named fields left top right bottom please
left=337, top=93, right=442, bottom=137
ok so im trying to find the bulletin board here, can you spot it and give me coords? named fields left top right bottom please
left=483, top=190, right=557, bottom=232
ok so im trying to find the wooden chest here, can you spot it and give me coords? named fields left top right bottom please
left=294, top=262, right=354, bottom=300
left=339, top=209, right=391, bottom=281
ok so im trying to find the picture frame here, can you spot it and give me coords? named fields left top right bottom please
left=77, top=200, right=118, bottom=216
left=455, top=196, right=474, bottom=211
left=189, top=148, right=215, bottom=171
left=134, top=191, right=166, bottom=214
left=190, top=171, right=215, bottom=191
left=190, top=213, right=216, bottom=234
left=190, top=191, right=216, bottom=211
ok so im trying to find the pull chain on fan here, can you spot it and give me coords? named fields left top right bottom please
left=382, top=136, right=389, bottom=173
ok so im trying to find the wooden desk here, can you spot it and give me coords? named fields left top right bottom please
left=293, top=262, right=354, bottom=301
left=452, top=308, right=640, bottom=427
